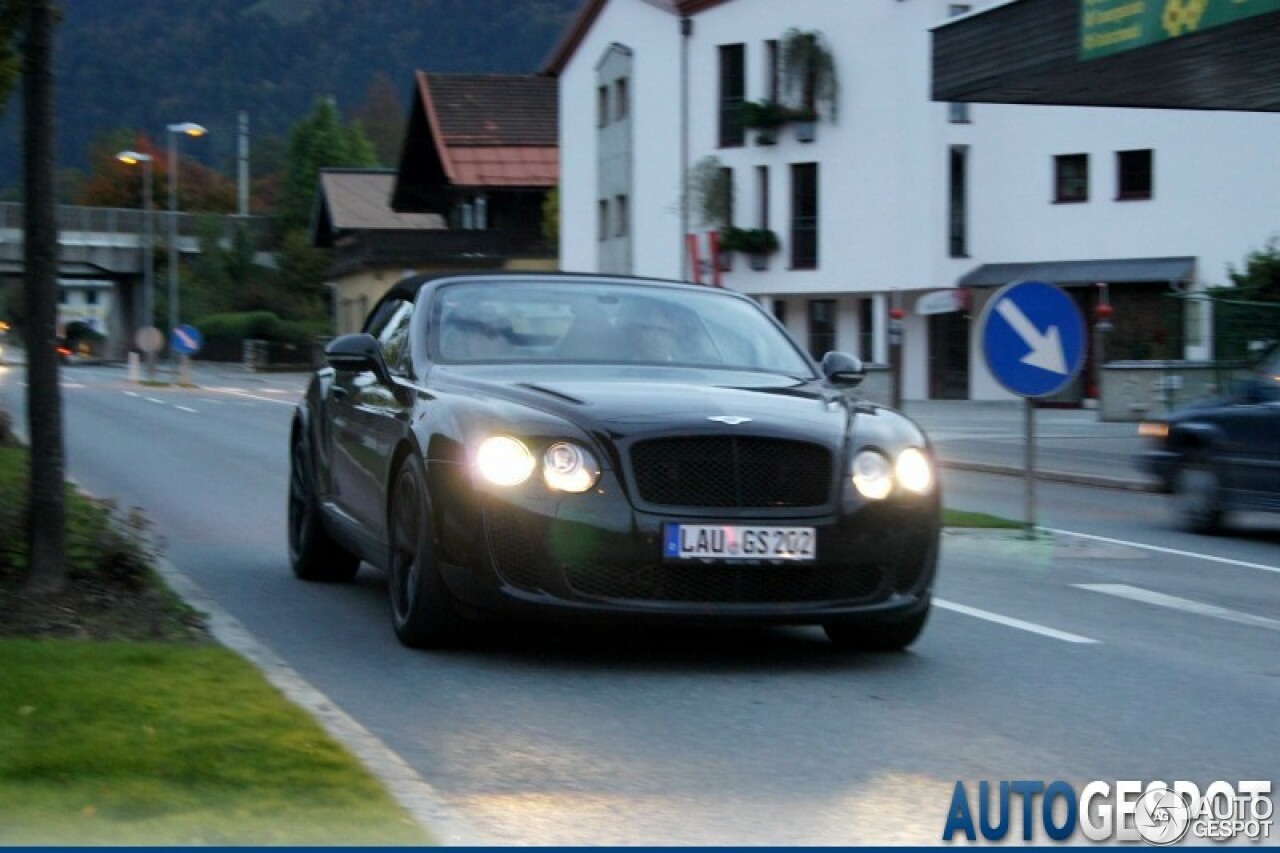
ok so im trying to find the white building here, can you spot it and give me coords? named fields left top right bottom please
left=545, top=0, right=1280, bottom=402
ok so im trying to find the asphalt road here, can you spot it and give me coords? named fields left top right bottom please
left=2, top=359, right=1278, bottom=845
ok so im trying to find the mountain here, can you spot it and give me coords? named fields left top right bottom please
left=0, top=0, right=582, bottom=192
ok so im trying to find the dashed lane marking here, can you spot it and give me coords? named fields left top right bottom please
left=1075, top=584, right=1280, bottom=632
left=934, top=598, right=1099, bottom=644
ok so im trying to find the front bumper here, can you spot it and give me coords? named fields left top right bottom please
left=438, top=489, right=940, bottom=625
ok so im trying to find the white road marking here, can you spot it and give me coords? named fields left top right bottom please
left=175, top=405, right=198, bottom=413
left=1076, top=584, right=1280, bottom=632
left=204, top=386, right=297, bottom=407
left=145, top=397, right=165, bottom=404
left=124, top=390, right=140, bottom=398
left=1050, top=527, right=1280, bottom=575
left=934, top=598, right=1099, bottom=644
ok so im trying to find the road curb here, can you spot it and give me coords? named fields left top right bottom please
left=152, top=558, right=493, bottom=846
left=940, top=458, right=1159, bottom=493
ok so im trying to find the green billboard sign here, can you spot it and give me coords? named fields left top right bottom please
left=1081, top=0, right=1280, bottom=60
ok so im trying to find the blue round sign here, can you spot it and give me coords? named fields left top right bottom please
left=979, top=280, right=1086, bottom=398
left=171, top=323, right=203, bottom=356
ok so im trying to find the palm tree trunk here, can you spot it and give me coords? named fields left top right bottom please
left=22, top=0, right=66, bottom=595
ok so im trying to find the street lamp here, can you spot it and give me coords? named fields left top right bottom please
left=116, top=150, right=155, bottom=378
left=166, top=121, right=207, bottom=373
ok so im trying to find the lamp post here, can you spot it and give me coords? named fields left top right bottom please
left=116, top=150, right=155, bottom=379
left=166, top=122, right=207, bottom=374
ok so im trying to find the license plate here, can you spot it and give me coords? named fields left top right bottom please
left=663, top=524, right=817, bottom=562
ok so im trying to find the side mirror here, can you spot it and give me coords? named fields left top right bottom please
left=325, top=333, right=392, bottom=385
left=821, top=351, right=864, bottom=388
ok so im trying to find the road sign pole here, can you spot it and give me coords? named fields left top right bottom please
left=1024, top=397, right=1036, bottom=539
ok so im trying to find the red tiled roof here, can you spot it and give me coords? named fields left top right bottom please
left=448, top=147, right=559, bottom=188
left=417, top=72, right=558, bottom=190
left=420, top=72, right=557, bottom=147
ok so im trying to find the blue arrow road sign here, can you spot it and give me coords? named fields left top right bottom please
left=171, top=323, right=204, bottom=356
left=979, top=280, right=1086, bottom=398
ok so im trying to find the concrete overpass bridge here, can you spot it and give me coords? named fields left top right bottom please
left=0, top=202, right=272, bottom=359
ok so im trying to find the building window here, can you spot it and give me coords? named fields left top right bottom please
left=949, top=145, right=968, bottom=257
left=474, top=194, right=488, bottom=230
left=718, top=44, right=746, bottom=148
left=808, top=299, right=836, bottom=359
left=790, top=163, right=818, bottom=269
left=765, top=39, right=780, bottom=102
left=946, top=6, right=972, bottom=122
left=598, top=199, right=609, bottom=241
left=859, top=298, right=874, bottom=362
left=773, top=298, right=787, bottom=326
left=615, top=195, right=628, bottom=237
left=1117, top=149, right=1153, bottom=200
left=1054, top=154, right=1089, bottom=203
left=597, top=85, right=609, bottom=127
left=615, top=78, right=629, bottom=121
left=756, top=165, right=769, bottom=230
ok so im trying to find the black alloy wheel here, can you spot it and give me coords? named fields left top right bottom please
left=288, top=434, right=360, bottom=582
left=1173, top=452, right=1224, bottom=534
left=387, top=455, right=467, bottom=648
left=823, top=601, right=930, bottom=652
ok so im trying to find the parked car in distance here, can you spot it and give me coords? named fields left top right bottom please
left=1138, top=344, right=1280, bottom=532
left=289, top=272, right=940, bottom=651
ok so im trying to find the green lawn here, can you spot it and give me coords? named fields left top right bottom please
left=0, top=639, right=433, bottom=845
left=942, top=508, right=1023, bottom=529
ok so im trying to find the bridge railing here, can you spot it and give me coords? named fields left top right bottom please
left=0, top=201, right=274, bottom=243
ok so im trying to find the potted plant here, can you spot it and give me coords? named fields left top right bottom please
left=781, top=28, right=839, bottom=122
left=740, top=100, right=789, bottom=145
left=787, top=104, right=819, bottom=142
left=720, top=226, right=780, bottom=270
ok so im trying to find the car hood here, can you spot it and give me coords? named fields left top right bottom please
left=516, top=377, right=850, bottom=435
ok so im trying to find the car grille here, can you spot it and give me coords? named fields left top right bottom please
left=629, top=436, right=832, bottom=508
left=564, top=560, right=882, bottom=604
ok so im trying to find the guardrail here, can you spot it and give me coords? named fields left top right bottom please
left=0, top=201, right=273, bottom=243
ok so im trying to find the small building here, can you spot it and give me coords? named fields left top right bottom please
left=312, top=168, right=447, bottom=334
left=390, top=72, right=559, bottom=269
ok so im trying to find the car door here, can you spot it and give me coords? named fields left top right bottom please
left=331, top=297, right=416, bottom=539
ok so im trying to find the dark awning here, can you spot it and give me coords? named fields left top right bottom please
left=958, top=257, right=1196, bottom=288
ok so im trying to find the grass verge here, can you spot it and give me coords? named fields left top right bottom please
left=942, top=508, right=1023, bottom=529
left=0, top=439, right=433, bottom=845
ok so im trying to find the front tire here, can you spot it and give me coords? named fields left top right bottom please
left=288, top=433, right=360, bottom=582
left=823, top=602, right=930, bottom=652
left=1172, top=452, right=1224, bottom=534
left=387, top=455, right=467, bottom=649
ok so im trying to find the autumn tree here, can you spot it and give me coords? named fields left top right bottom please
left=76, top=130, right=236, bottom=212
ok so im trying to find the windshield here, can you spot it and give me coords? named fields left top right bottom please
left=430, top=280, right=814, bottom=376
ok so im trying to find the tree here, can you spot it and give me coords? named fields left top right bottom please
left=76, top=130, right=236, bottom=212
left=1224, top=238, right=1280, bottom=302
left=278, top=96, right=378, bottom=233
left=352, top=71, right=406, bottom=167
left=21, top=0, right=67, bottom=594
left=0, top=0, right=19, bottom=114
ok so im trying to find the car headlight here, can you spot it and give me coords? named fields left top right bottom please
left=852, top=447, right=934, bottom=499
left=475, top=435, right=535, bottom=486
left=852, top=450, right=893, bottom=500
left=895, top=447, right=933, bottom=494
left=543, top=442, right=600, bottom=493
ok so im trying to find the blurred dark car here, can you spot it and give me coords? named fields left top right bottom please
left=289, top=273, right=940, bottom=650
left=1138, top=344, right=1280, bottom=532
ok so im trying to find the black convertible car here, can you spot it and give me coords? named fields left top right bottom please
left=289, top=273, right=940, bottom=650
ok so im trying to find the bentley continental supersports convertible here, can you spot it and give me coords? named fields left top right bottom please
left=289, top=273, right=940, bottom=650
